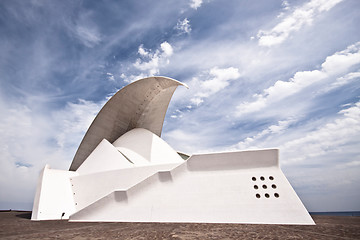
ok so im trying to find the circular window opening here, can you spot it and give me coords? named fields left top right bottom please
left=269, top=176, right=274, bottom=180
left=265, top=193, right=270, bottom=198
left=272, top=184, right=277, bottom=189
left=274, top=193, right=279, bottom=198
left=252, top=177, right=256, bottom=181
left=262, top=185, right=267, bottom=189
left=256, top=194, right=261, bottom=198
left=254, top=185, right=258, bottom=189
left=260, top=176, right=265, bottom=181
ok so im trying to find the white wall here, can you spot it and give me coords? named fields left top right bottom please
left=31, top=165, right=78, bottom=220
left=76, top=138, right=133, bottom=175
left=113, top=128, right=184, bottom=165
left=71, top=163, right=181, bottom=211
left=69, top=150, right=314, bottom=224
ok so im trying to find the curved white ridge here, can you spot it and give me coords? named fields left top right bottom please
left=113, top=128, right=184, bottom=165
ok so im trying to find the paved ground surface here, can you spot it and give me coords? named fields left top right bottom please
left=0, top=211, right=359, bottom=239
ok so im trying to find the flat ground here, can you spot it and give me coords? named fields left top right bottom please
left=0, top=211, right=359, bottom=239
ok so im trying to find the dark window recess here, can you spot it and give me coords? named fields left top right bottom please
left=252, top=177, right=256, bottom=181
left=254, top=185, right=258, bottom=189
left=260, top=176, right=265, bottom=181
left=272, top=184, right=277, bottom=189
left=274, top=193, right=279, bottom=198
left=265, top=193, right=270, bottom=198
left=262, top=185, right=267, bottom=189
left=269, top=176, right=274, bottom=180
left=256, top=194, right=261, bottom=198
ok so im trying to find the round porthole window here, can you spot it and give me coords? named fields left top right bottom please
left=260, top=176, right=265, bottom=181
left=254, top=185, right=259, bottom=189
left=272, top=184, right=277, bottom=189
left=274, top=193, right=279, bottom=198
left=252, top=177, right=256, bottom=181
left=256, top=194, right=261, bottom=198
left=269, top=176, right=274, bottom=180
left=262, top=185, right=267, bottom=189
left=265, top=193, right=270, bottom=198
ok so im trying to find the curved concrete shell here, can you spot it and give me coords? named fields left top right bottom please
left=70, top=76, right=187, bottom=171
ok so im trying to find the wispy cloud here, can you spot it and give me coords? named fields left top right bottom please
left=74, top=25, right=102, bottom=48
left=257, top=0, right=344, bottom=46
left=235, top=118, right=296, bottom=150
left=190, top=67, right=240, bottom=105
left=106, top=72, right=115, bottom=81
left=190, top=0, right=203, bottom=9
left=234, top=99, right=360, bottom=164
left=280, top=100, right=360, bottom=165
left=175, top=18, right=192, bottom=35
left=68, top=10, right=103, bottom=48
left=237, top=42, right=360, bottom=116
left=52, top=99, right=103, bottom=150
left=0, top=95, right=103, bottom=209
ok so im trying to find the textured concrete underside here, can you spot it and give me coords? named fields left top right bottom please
left=71, top=77, right=186, bottom=171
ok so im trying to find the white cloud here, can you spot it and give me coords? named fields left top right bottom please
left=258, top=0, right=344, bottom=46
left=138, top=44, right=149, bottom=56
left=334, top=71, right=360, bottom=87
left=0, top=97, right=103, bottom=209
left=163, top=128, right=206, bottom=154
left=190, top=67, right=240, bottom=105
left=160, top=41, right=173, bottom=56
left=175, top=18, right=192, bottom=34
left=52, top=99, right=102, bottom=150
left=123, top=41, right=174, bottom=83
left=190, top=0, right=202, bottom=9
left=237, top=42, right=360, bottom=115
left=280, top=100, right=360, bottom=165
left=235, top=118, right=296, bottom=150
left=133, top=55, right=160, bottom=75
left=190, top=97, right=204, bottom=106
left=321, top=70, right=360, bottom=93
left=170, top=109, right=184, bottom=119
left=322, top=43, right=360, bottom=75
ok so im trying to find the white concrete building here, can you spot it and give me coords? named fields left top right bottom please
left=31, top=76, right=314, bottom=224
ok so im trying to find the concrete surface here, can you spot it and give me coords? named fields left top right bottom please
left=70, top=76, right=187, bottom=171
left=1, top=211, right=359, bottom=239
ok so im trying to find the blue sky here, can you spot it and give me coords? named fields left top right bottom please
left=0, top=0, right=359, bottom=211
